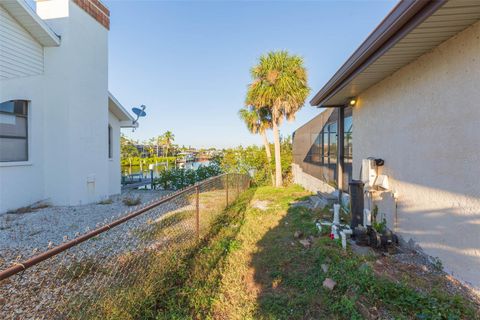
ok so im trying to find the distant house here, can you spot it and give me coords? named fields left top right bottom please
left=0, top=0, right=137, bottom=212
left=293, top=0, right=480, bottom=289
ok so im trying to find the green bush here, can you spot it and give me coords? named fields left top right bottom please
left=218, top=136, right=292, bottom=186
left=153, top=163, right=222, bottom=190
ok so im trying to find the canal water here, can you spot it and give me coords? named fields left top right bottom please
left=122, top=161, right=210, bottom=178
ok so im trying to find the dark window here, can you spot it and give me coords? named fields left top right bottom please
left=328, top=122, right=337, bottom=164
left=309, top=133, right=321, bottom=164
left=108, top=124, right=113, bottom=159
left=344, top=114, right=353, bottom=160
left=343, top=107, right=353, bottom=191
left=0, top=100, right=28, bottom=162
left=322, top=130, right=329, bottom=164
left=305, top=115, right=338, bottom=185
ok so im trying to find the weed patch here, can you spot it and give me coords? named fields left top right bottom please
left=98, top=198, right=113, bottom=205
left=122, top=196, right=142, bottom=206
left=74, top=185, right=479, bottom=319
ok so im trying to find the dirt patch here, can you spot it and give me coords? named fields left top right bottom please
left=245, top=266, right=262, bottom=295
left=250, top=200, right=271, bottom=211
left=371, top=253, right=480, bottom=309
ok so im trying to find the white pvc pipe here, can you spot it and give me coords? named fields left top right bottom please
left=341, top=229, right=353, bottom=250
left=333, top=204, right=340, bottom=225
left=340, top=231, right=347, bottom=249
left=363, top=208, right=372, bottom=227
left=331, top=225, right=339, bottom=239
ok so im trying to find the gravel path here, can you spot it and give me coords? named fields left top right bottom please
left=0, top=188, right=203, bottom=319
left=0, top=189, right=171, bottom=265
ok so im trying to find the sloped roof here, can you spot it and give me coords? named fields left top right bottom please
left=310, top=0, right=480, bottom=107
left=1, top=0, right=60, bottom=47
left=108, top=92, right=137, bottom=128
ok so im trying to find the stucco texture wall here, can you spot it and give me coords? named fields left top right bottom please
left=1, top=0, right=114, bottom=212
left=42, top=0, right=109, bottom=205
left=0, top=76, right=45, bottom=213
left=353, top=21, right=480, bottom=289
left=108, top=111, right=121, bottom=196
left=292, top=164, right=336, bottom=195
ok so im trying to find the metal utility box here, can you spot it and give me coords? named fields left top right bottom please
left=349, top=180, right=364, bottom=229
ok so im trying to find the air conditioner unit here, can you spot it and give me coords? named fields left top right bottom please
left=361, top=159, right=377, bottom=188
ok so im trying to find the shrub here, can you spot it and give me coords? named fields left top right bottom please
left=122, top=196, right=141, bottom=206
left=98, top=198, right=113, bottom=205
left=218, top=136, right=292, bottom=186
left=153, top=163, right=222, bottom=190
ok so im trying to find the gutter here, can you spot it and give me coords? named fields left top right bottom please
left=310, top=0, right=447, bottom=107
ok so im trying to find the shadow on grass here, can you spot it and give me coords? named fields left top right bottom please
left=152, top=187, right=257, bottom=319
left=68, top=189, right=255, bottom=320
left=250, top=194, right=329, bottom=320
left=250, top=196, right=480, bottom=320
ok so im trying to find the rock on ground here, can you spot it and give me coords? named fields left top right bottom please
left=299, top=239, right=311, bottom=248
left=323, top=278, right=337, bottom=290
left=321, top=264, right=329, bottom=273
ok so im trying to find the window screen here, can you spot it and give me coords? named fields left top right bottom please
left=0, top=100, right=28, bottom=162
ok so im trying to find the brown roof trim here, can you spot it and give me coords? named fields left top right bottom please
left=310, top=0, right=447, bottom=107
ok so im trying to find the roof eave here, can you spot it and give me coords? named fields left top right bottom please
left=2, top=0, right=60, bottom=47
left=108, top=92, right=137, bottom=128
left=310, top=0, right=446, bottom=107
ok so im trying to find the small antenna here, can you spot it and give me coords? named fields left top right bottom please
left=131, top=105, right=146, bottom=131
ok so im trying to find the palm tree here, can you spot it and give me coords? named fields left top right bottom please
left=149, top=135, right=162, bottom=157
left=145, top=139, right=156, bottom=158
left=161, top=131, right=175, bottom=168
left=239, top=106, right=274, bottom=185
left=120, top=135, right=139, bottom=174
left=246, top=51, right=310, bottom=187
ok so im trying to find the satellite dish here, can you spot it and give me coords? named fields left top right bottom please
left=132, top=105, right=147, bottom=117
left=131, top=105, right=147, bottom=131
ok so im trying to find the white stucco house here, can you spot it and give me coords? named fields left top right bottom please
left=293, top=0, right=480, bottom=290
left=0, top=0, right=137, bottom=213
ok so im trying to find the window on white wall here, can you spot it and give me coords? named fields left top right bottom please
left=108, top=124, right=113, bottom=159
left=0, top=100, right=28, bottom=162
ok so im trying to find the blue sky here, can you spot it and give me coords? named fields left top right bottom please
left=82, top=1, right=398, bottom=148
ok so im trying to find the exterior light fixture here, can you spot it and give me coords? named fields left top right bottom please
left=348, top=97, right=357, bottom=107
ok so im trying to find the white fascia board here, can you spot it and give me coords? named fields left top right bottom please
left=120, top=121, right=139, bottom=128
left=108, top=91, right=136, bottom=127
left=2, top=0, right=60, bottom=47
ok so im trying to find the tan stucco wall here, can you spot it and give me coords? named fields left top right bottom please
left=292, top=164, right=336, bottom=195
left=353, top=21, right=480, bottom=289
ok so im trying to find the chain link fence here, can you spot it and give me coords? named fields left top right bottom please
left=0, top=173, right=249, bottom=319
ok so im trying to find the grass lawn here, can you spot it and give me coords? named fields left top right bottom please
left=96, top=185, right=479, bottom=319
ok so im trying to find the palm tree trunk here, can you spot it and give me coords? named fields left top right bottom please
left=272, top=121, right=283, bottom=187
left=261, top=131, right=274, bottom=186
left=165, top=147, right=169, bottom=169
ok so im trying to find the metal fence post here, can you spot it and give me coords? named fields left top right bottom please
left=236, top=174, right=239, bottom=198
left=226, top=174, right=229, bottom=207
left=195, top=185, right=200, bottom=240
